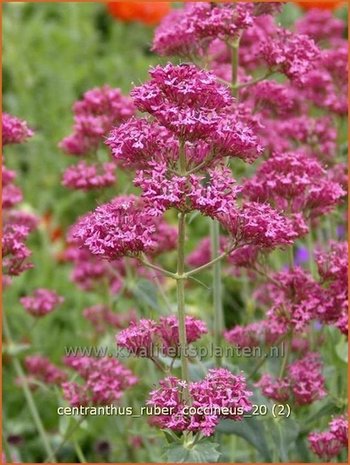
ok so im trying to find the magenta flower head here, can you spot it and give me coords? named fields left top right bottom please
left=62, top=161, right=116, bottom=191
left=20, top=289, right=64, bottom=317
left=260, top=29, right=320, bottom=85
left=2, top=223, right=33, bottom=277
left=116, top=316, right=207, bottom=358
left=295, top=9, right=345, bottom=43
left=106, top=117, right=178, bottom=170
left=72, top=195, right=157, bottom=260
left=147, top=368, right=252, bottom=436
left=131, top=63, right=233, bottom=141
left=2, top=113, right=34, bottom=145
left=25, top=355, right=67, bottom=385
left=308, top=415, right=348, bottom=460
left=63, top=356, right=137, bottom=406
left=59, top=85, right=135, bottom=156
left=288, top=353, right=326, bottom=405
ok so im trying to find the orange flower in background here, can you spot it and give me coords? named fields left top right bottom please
left=107, top=2, right=171, bottom=25
left=296, top=1, right=344, bottom=10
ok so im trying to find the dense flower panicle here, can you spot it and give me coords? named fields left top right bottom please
left=2, top=183, right=23, bottom=210
left=288, top=353, right=326, bottom=405
left=2, top=223, right=33, bottom=276
left=246, top=80, right=302, bottom=117
left=6, top=211, right=38, bottom=232
left=158, top=315, right=208, bottom=355
left=106, top=118, right=178, bottom=169
left=25, top=355, right=67, bottom=385
left=219, top=201, right=301, bottom=249
left=309, top=415, right=348, bottom=460
left=72, top=196, right=158, bottom=259
left=275, top=116, right=337, bottom=159
left=329, top=416, right=348, bottom=446
left=301, top=43, right=348, bottom=115
left=62, top=162, right=116, bottom=190
left=255, top=374, right=291, bottom=402
left=212, top=113, right=264, bottom=163
left=243, top=151, right=345, bottom=218
left=83, top=305, right=137, bottom=334
left=295, top=9, right=345, bottom=42
left=59, top=85, right=134, bottom=156
left=135, top=165, right=240, bottom=216
left=257, top=353, right=326, bottom=405
left=147, top=368, right=252, bottom=436
left=315, top=242, right=348, bottom=334
left=2, top=113, right=34, bottom=145
left=224, top=322, right=264, bottom=348
left=260, top=29, right=320, bottom=85
left=131, top=64, right=233, bottom=141
left=20, top=289, right=64, bottom=317
left=2, top=165, right=16, bottom=185
left=116, top=316, right=207, bottom=357
left=63, top=356, right=137, bottom=406
left=265, top=267, right=324, bottom=332
left=153, top=3, right=280, bottom=58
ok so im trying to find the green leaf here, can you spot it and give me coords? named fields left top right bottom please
left=163, top=441, right=221, bottom=463
left=270, top=417, right=300, bottom=462
left=335, top=339, right=348, bottom=363
left=217, top=417, right=272, bottom=461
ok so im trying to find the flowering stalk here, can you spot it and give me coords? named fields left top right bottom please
left=231, top=37, right=240, bottom=98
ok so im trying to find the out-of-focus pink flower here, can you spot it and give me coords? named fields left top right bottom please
left=2, top=223, right=33, bottom=276
left=63, top=356, right=137, bottom=406
left=2, top=113, right=34, bottom=145
left=308, top=415, right=348, bottom=460
left=116, top=316, right=207, bottom=358
left=296, top=8, right=345, bottom=42
left=83, top=305, right=137, bottom=334
left=25, top=355, right=67, bottom=385
left=260, top=29, right=320, bottom=85
left=62, top=162, right=116, bottom=191
left=59, top=85, right=135, bottom=156
left=20, top=289, right=64, bottom=317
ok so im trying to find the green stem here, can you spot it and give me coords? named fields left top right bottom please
left=306, top=226, right=316, bottom=278
left=231, top=37, right=240, bottom=98
left=177, top=142, right=190, bottom=399
left=74, top=439, right=87, bottom=463
left=185, top=244, right=235, bottom=278
left=279, top=332, right=292, bottom=379
left=2, top=312, right=56, bottom=461
left=210, top=219, right=224, bottom=368
left=248, top=333, right=288, bottom=379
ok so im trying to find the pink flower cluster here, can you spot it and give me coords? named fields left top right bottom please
left=152, top=3, right=280, bottom=58
left=83, top=305, right=137, bottom=334
left=147, top=368, right=252, bottom=436
left=2, top=166, right=23, bottom=210
left=2, top=113, right=34, bottom=145
left=260, top=29, right=320, bottom=85
left=116, top=316, right=207, bottom=358
left=25, top=355, right=67, bottom=385
left=72, top=195, right=177, bottom=260
left=2, top=223, right=33, bottom=277
left=20, top=289, right=64, bottom=317
left=62, top=356, right=137, bottom=406
left=224, top=320, right=284, bottom=349
left=59, top=85, right=134, bottom=156
left=62, top=161, right=116, bottom=191
left=257, top=353, right=326, bottom=406
left=244, top=150, right=345, bottom=219
left=296, top=9, right=345, bottom=43
left=308, top=415, right=348, bottom=460
left=316, top=242, right=348, bottom=335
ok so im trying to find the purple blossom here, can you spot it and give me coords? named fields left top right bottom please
left=20, top=289, right=64, bottom=317
left=62, top=162, right=116, bottom=191
left=2, top=113, right=34, bottom=145
left=25, top=355, right=67, bottom=385
left=308, top=415, right=348, bottom=460
left=147, top=368, right=252, bottom=436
